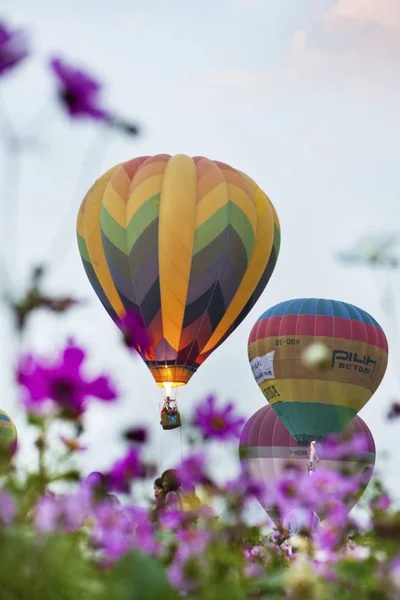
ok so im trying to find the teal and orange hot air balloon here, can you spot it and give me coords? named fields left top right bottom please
left=248, top=298, right=388, bottom=446
left=77, top=154, right=280, bottom=423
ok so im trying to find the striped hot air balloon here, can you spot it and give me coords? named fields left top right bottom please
left=248, top=299, right=388, bottom=445
left=239, top=405, right=375, bottom=524
left=77, top=154, right=280, bottom=401
left=0, top=410, right=17, bottom=461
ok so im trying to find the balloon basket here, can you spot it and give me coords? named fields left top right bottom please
left=160, top=397, right=181, bottom=430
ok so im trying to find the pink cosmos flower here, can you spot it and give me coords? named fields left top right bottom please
left=50, top=57, right=109, bottom=120
left=106, top=447, right=144, bottom=494
left=0, top=490, right=16, bottom=525
left=193, top=395, right=245, bottom=441
left=176, top=452, right=207, bottom=487
left=116, top=309, right=152, bottom=356
left=0, top=21, right=28, bottom=77
left=17, top=342, right=117, bottom=418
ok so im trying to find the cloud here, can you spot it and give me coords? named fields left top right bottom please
left=326, top=0, right=400, bottom=31
left=185, top=0, right=400, bottom=113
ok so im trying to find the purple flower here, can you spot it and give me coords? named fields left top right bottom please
left=159, top=509, right=185, bottom=530
left=35, top=496, right=62, bottom=532
left=390, top=555, right=400, bottom=590
left=370, top=493, right=391, bottom=511
left=176, top=528, right=210, bottom=555
left=176, top=453, right=207, bottom=487
left=225, top=471, right=265, bottom=501
left=314, top=522, right=343, bottom=552
left=0, top=21, right=28, bottom=77
left=35, top=487, right=91, bottom=533
left=387, top=401, right=400, bottom=420
left=106, top=447, right=144, bottom=494
left=123, top=426, right=148, bottom=444
left=193, top=395, right=245, bottom=441
left=50, top=57, right=109, bottom=120
left=91, top=503, right=158, bottom=563
left=116, top=310, right=152, bottom=356
left=319, top=433, right=368, bottom=459
left=0, top=491, right=16, bottom=525
left=168, top=553, right=208, bottom=595
left=18, top=342, right=117, bottom=418
left=91, top=502, right=134, bottom=561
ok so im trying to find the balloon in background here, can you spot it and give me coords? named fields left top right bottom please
left=239, top=405, right=375, bottom=525
left=248, top=298, right=388, bottom=445
left=77, top=154, right=280, bottom=401
left=0, top=410, right=17, bottom=463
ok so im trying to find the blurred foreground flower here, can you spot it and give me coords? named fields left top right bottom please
left=17, top=342, right=117, bottom=418
left=302, top=342, right=331, bottom=369
left=123, top=426, right=148, bottom=444
left=387, top=401, right=400, bottom=420
left=11, top=265, right=80, bottom=331
left=105, top=447, right=145, bottom=494
left=193, top=394, right=245, bottom=440
left=49, top=57, right=140, bottom=134
left=117, top=309, right=152, bottom=355
left=50, top=57, right=109, bottom=120
left=0, top=20, right=29, bottom=77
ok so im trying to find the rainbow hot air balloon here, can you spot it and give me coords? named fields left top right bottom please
left=239, top=405, right=375, bottom=525
left=248, top=299, right=388, bottom=445
left=77, top=154, right=280, bottom=423
left=0, top=410, right=17, bottom=463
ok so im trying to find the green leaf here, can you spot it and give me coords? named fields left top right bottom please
left=107, top=551, right=179, bottom=600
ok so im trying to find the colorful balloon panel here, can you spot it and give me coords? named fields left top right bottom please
left=77, top=154, right=280, bottom=388
left=0, top=410, right=17, bottom=462
left=248, top=299, right=388, bottom=445
left=239, top=405, right=375, bottom=524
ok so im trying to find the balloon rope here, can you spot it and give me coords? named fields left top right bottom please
left=159, top=398, right=163, bottom=474
left=180, top=415, right=183, bottom=461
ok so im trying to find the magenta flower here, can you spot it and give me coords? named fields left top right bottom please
left=0, top=21, right=28, bottom=77
left=123, top=426, right=148, bottom=444
left=50, top=57, right=109, bottom=120
left=17, top=342, right=117, bottom=418
left=176, top=452, right=207, bottom=487
left=193, top=395, right=245, bottom=441
left=91, top=503, right=158, bottom=563
left=370, top=493, right=391, bottom=511
left=91, top=502, right=134, bottom=562
left=176, top=528, right=210, bottom=556
left=168, top=553, right=208, bottom=595
left=106, top=447, right=144, bottom=493
left=0, top=490, right=16, bottom=525
left=159, top=509, right=185, bottom=530
left=319, top=432, right=368, bottom=459
left=35, top=487, right=92, bottom=533
left=117, top=310, right=152, bottom=356
left=387, top=401, right=400, bottom=419
left=225, top=471, right=265, bottom=501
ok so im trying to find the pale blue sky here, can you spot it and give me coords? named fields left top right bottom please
left=1, top=0, right=400, bottom=519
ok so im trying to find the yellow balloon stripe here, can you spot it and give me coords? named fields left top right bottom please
left=159, top=155, right=197, bottom=351
left=261, top=378, right=371, bottom=412
left=84, top=165, right=125, bottom=317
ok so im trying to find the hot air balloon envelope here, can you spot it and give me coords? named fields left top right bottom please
left=239, top=405, right=375, bottom=525
left=77, top=154, right=280, bottom=393
left=248, top=298, right=388, bottom=445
